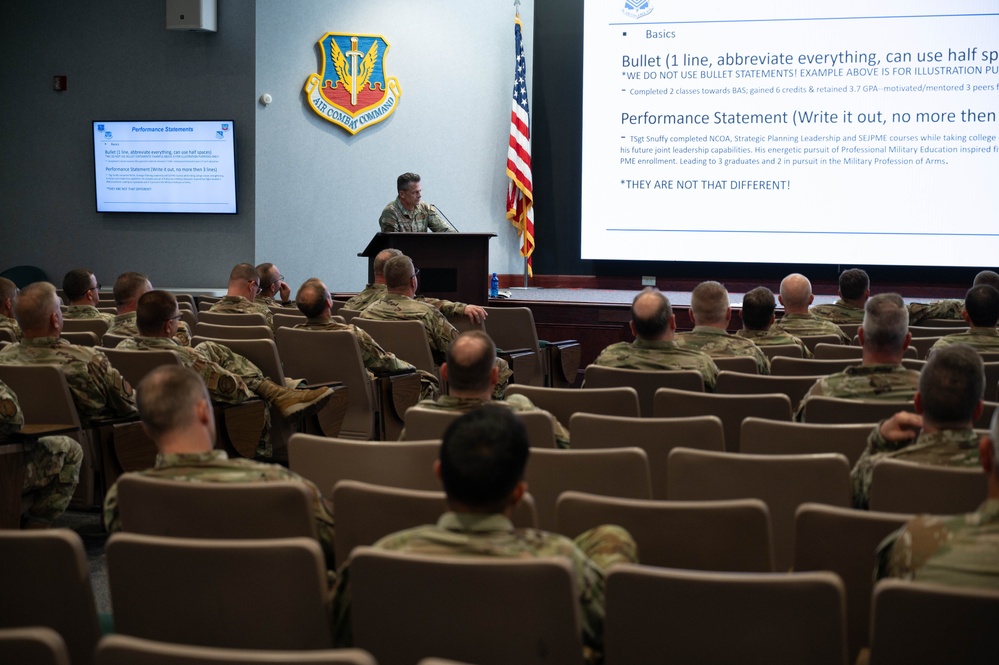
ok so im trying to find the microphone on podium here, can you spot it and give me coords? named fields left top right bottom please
left=430, top=204, right=460, bottom=232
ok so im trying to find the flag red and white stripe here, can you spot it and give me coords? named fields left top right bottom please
left=506, top=13, right=534, bottom=276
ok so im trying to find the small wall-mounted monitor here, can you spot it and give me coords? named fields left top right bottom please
left=93, top=120, right=237, bottom=214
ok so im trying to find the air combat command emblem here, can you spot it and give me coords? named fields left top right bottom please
left=304, top=33, right=401, bottom=135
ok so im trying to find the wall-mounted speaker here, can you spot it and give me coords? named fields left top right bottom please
left=166, top=0, right=217, bottom=32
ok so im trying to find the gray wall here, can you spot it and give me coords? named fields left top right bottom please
left=255, top=0, right=533, bottom=292
left=0, top=0, right=256, bottom=288
left=0, top=0, right=533, bottom=292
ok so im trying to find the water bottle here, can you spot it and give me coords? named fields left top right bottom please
left=490, top=273, right=499, bottom=298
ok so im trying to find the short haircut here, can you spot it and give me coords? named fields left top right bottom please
left=964, top=285, right=999, bottom=327
left=630, top=288, right=672, bottom=339
left=135, top=290, right=178, bottom=336
left=228, top=263, right=256, bottom=284
left=439, top=406, right=530, bottom=512
left=383, top=255, right=415, bottom=289
left=137, top=365, right=211, bottom=440
left=397, top=172, right=421, bottom=193
left=919, top=344, right=984, bottom=425
left=295, top=278, right=328, bottom=319
left=14, top=282, right=58, bottom=331
left=862, top=293, right=908, bottom=353
left=374, top=248, right=403, bottom=277
left=741, top=286, right=776, bottom=330
left=113, top=272, right=150, bottom=307
left=839, top=269, right=870, bottom=301
left=690, top=281, right=729, bottom=325
left=446, top=331, right=497, bottom=392
left=62, top=269, right=95, bottom=301
left=973, top=270, right=999, bottom=291
left=256, top=263, right=278, bottom=291
left=0, top=277, right=17, bottom=305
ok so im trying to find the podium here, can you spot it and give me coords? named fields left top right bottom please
left=359, top=232, right=496, bottom=306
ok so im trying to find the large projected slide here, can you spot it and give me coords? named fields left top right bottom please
left=581, top=1, right=998, bottom=267
left=94, top=120, right=237, bottom=214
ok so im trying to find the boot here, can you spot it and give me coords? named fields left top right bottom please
left=254, top=379, right=335, bottom=422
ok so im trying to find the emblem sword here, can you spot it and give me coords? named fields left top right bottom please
left=346, top=36, right=363, bottom=106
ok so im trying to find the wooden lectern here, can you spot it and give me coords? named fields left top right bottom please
left=359, top=232, right=496, bottom=306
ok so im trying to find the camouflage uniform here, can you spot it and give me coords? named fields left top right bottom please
left=851, top=426, right=980, bottom=509
left=360, top=294, right=511, bottom=397
left=254, top=295, right=294, bottom=308
left=907, top=299, right=964, bottom=324
left=294, top=319, right=439, bottom=400
left=378, top=199, right=452, bottom=233
left=117, top=336, right=271, bottom=456
left=345, top=282, right=471, bottom=318
left=593, top=338, right=720, bottom=391
left=359, top=293, right=458, bottom=365
left=795, top=364, right=920, bottom=421
left=735, top=328, right=813, bottom=359
left=876, top=499, right=999, bottom=588
left=208, top=295, right=274, bottom=327
left=0, top=314, right=21, bottom=341
left=331, top=512, right=638, bottom=663
left=0, top=337, right=137, bottom=426
left=928, top=327, right=999, bottom=355
left=809, top=300, right=866, bottom=324
left=410, top=394, right=570, bottom=448
left=0, top=380, right=83, bottom=526
left=107, top=311, right=191, bottom=346
left=343, top=284, right=385, bottom=311
left=774, top=312, right=852, bottom=344
left=64, top=305, right=116, bottom=326
left=103, top=450, right=336, bottom=571
left=674, top=326, right=771, bottom=375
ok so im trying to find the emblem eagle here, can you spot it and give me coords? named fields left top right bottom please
left=330, top=38, right=378, bottom=98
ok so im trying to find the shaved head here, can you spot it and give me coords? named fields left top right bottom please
left=779, top=273, right=813, bottom=311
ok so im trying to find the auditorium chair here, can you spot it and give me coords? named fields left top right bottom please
left=797, top=396, right=914, bottom=424
left=868, top=459, right=987, bottom=514
left=524, top=447, right=652, bottom=530
left=506, top=385, right=640, bottom=426
left=115, top=476, right=317, bottom=540
left=653, top=387, right=792, bottom=453
left=96, top=635, right=377, bottom=665
left=557, top=492, right=774, bottom=571
left=867, top=580, right=999, bottom=665
left=332, top=479, right=538, bottom=565
left=666, top=447, right=852, bottom=571
left=350, top=548, right=585, bottom=665
left=193, top=322, right=273, bottom=340
left=107, top=534, right=333, bottom=650
left=813, top=343, right=917, bottom=359
left=60, top=330, right=100, bottom=346
left=710, top=355, right=759, bottom=374
left=771, top=356, right=858, bottom=375
left=483, top=306, right=581, bottom=387
left=288, top=434, right=441, bottom=495
left=714, top=371, right=822, bottom=410
left=741, top=417, right=871, bottom=466
left=582, top=365, right=703, bottom=417
left=195, top=311, right=268, bottom=327
left=793, top=503, right=912, bottom=664
left=272, top=312, right=308, bottom=330
left=61, top=317, right=110, bottom=337
left=403, top=405, right=557, bottom=449
left=758, top=343, right=804, bottom=359
left=0, top=531, right=101, bottom=665
left=797, top=333, right=847, bottom=353
left=0, top=627, right=70, bottom=665
left=907, top=335, right=945, bottom=358
left=604, top=566, right=848, bottom=665
left=352, top=318, right=438, bottom=375
left=277, top=327, right=419, bottom=440
left=568, top=413, right=724, bottom=499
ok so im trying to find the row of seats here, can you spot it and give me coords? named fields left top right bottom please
left=3, top=485, right=996, bottom=665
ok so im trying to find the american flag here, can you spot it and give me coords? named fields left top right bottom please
left=506, top=12, right=534, bottom=276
